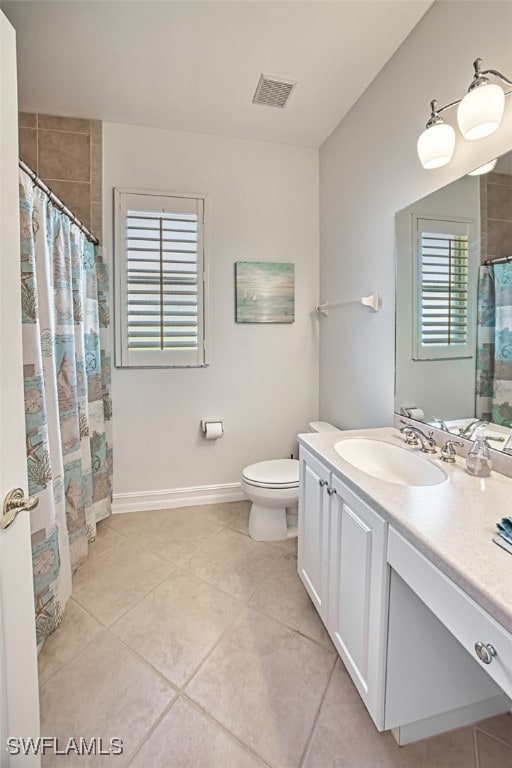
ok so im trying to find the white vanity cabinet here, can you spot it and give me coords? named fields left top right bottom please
left=298, top=447, right=331, bottom=623
left=298, top=447, right=388, bottom=728
left=298, top=438, right=511, bottom=742
left=328, top=473, right=388, bottom=727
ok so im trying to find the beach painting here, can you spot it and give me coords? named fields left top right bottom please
left=235, top=261, right=295, bottom=323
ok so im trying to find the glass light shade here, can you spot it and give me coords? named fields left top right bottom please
left=468, top=158, right=497, bottom=176
left=457, top=84, right=505, bottom=140
left=417, top=123, right=456, bottom=169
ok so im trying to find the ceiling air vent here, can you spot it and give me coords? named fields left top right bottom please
left=252, top=74, right=296, bottom=108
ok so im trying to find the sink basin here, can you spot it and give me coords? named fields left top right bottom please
left=334, top=438, right=446, bottom=486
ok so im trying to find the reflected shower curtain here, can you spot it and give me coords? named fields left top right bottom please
left=19, top=170, right=112, bottom=647
left=476, top=262, right=512, bottom=424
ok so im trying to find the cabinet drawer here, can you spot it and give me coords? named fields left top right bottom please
left=388, top=528, right=512, bottom=700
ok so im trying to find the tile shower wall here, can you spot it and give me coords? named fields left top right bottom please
left=480, top=172, right=512, bottom=263
left=18, top=112, right=102, bottom=241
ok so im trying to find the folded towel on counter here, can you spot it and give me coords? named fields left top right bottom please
left=494, top=516, right=512, bottom=554
left=493, top=534, right=512, bottom=555
left=496, top=516, right=512, bottom=545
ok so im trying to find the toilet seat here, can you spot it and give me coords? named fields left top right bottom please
left=242, top=459, right=299, bottom=490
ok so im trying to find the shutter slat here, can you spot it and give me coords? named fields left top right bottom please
left=128, top=342, right=198, bottom=349
left=128, top=309, right=198, bottom=315
left=127, top=247, right=198, bottom=256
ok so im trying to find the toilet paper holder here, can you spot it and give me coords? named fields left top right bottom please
left=201, top=419, right=224, bottom=438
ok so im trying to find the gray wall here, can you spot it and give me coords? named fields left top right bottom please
left=319, top=1, right=512, bottom=429
left=104, top=122, right=319, bottom=501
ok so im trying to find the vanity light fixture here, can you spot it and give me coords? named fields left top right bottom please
left=468, top=158, right=497, bottom=176
left=418, top=58, right=512, bottom=170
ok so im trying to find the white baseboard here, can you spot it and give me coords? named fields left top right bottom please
left=112, top=482, right=246, bottom=514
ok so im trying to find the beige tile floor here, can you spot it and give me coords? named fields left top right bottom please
left=38, top=501, right=512, bottom=767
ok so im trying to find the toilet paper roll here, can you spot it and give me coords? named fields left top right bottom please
left=406, top=408, right=425, bottom=421
left=204, top=421, right=223, bottom=439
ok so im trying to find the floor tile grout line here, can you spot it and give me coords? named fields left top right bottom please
left=246, top=601, right=335, bottom=655
left=42, top=503, right=304, bottom=765
left=103, top=625, right=182, bottom=692
left=78, top=528, right=189, bottom=574
left=70, top=512, right=263, bottom=642
left=87, top=534, right=126, bottom=562
left=105, top=555, right=324, bottom=699
left=298, top=656, right=339, bottom=768
left=96, top=548, right=281, bottom=696
left=171, top=519, right=242, bottom=565
left=139, top=533, right=287, bottom=694
left=37, top=625, right=107, bottom=688
left=473, top=725, right=481, bottom=768
left=100, top=562, right=179, bottom=629
left=179, top=691, right=273, bottom=768
left=66, top=596, right=109, bottom=630
left=175, top=553, right=332, bottom=766
left=474, top=725, right=512, bottom=751
left=98, top=520, right=226, bottom=567
left=175, top=528, right=288, bottom=604
left=241, top=548, right=331, bottom=644
left=122, top=692, right=180, bottom=767
left=105, top=580, right=246, bottom=693
left=95, top=518, right=305, bottom=690
left=99, top=551, right=303, bottom=694
left=49, top=505, right=292, bottom=653
left=177, top=600, right=248, bottom=692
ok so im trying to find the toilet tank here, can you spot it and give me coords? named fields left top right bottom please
left=308, top=421, right=341, bottom=433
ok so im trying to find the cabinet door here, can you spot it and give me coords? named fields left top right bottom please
left=298, top=447, right=330, bottom=623
left=328, top=476, right=388, bottom=728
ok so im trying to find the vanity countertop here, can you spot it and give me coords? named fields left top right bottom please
left=299, top=427, right=512, bottom=634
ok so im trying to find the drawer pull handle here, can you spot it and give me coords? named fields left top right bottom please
left=327, top=486, right=337, bottom=496
left=474, top=641, right=497, bottom=664
left=319, top=479, right=328, bottom=487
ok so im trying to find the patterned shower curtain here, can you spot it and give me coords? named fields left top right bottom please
left=19, top=169, right=112, bottom=648
left=476, top=262, right=512, bottom=425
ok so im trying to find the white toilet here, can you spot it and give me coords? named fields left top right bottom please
left=242, top=421, right=341, bottom=541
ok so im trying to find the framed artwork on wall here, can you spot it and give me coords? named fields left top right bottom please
left=235, top=261, right=295, bottom=323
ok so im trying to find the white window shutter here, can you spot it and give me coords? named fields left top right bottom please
left=115, top=190, right=207, bottom=368
left=413, top=216, right=475, bottom=361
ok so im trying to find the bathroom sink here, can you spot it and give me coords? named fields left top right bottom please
left=334, top=438, right=446, bottom=486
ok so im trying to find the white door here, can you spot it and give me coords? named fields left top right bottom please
left=0, top=11, right=41, bottom=766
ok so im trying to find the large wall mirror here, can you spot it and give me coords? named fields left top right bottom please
left=395, top=149, right=512, bottom=452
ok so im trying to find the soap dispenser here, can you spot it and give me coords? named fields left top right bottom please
left=466, top=427, right=493, bottom=477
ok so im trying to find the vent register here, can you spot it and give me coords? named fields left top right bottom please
left=253, top=74, right=296, bottom=108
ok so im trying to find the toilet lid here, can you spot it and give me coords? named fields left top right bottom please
left=243, top=459, right=299, bottom=489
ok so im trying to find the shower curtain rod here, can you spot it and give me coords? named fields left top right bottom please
left=484, top=255, right=512, bottom=266
left=19, top=158, right=99, bottom=245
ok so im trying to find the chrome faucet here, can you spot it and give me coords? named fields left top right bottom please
left=440, top=439, right=463, bottom=462
left=399, top=423, right=437, bottom=453
left=458, top=419, right=489, bottom=438
left=427, top=416, right=450, bottom=432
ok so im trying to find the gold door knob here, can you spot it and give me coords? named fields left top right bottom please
left=1, top=488, right=38, bottom=530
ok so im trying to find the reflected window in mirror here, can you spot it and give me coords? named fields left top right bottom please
left=395, top=149, right=512, bottom=452
left=413, top=216, right=474, bottom=361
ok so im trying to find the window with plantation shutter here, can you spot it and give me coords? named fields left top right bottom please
left=114, top=189, right=207, bottom=368
left=413, top=216, right=474, bottom=361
